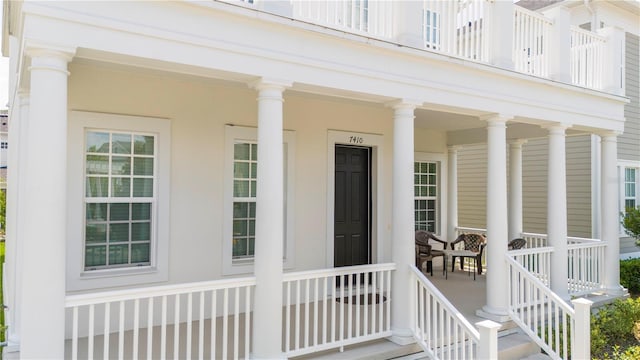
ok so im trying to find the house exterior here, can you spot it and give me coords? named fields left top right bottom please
left=458, top=0, right=640, bottom=258
left=0, top=0, right=632, bottom=359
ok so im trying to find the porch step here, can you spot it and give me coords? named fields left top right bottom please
left=291, top=339, right=423, bottom=360
left=498, top=330, right=542, bottom=360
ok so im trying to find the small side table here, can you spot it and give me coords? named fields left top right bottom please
left=442, top=249, right=479, bottom=280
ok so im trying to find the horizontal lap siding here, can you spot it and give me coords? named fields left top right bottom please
left=457, top=144, right=487, bottom=230
left=522, top=139, right=548, bottom=235
left=620, top=33, right=640, bottom=162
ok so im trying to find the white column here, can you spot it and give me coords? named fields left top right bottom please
left=251, top=78, right=290, bottom=359
left=447, top=146, right=459, bottom=240
left=544, top=6, right=571, bottom=83
left=19, top=46, right=74, bottom=358
left=488, top=0, right=515, bottom=70
left=4, top=92, right=29, bottom=350
left=546, top=124, right=569, bottom=300
left=390, top=100, right=418, bottom=345
left=601, top=132, right=625, bottom=295
left=480, top=115, right=510, bottom=321
left=393, top=1, right=423, bottom=48
left=508, top=140, right=527, bottom=241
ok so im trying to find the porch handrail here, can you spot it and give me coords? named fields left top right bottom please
left=521, top=232, right=548, bottom=248
left=567, top=235, right=601, bottom=244
left=411, top=266, right=486, bottom=359
left=506, top=255, right=592, bottom=360
left=282, top=263, right=395, bottom=357
left=507, top=246, right=553, bottom=286
left=455, top=226, right=486, bottom=235
left=65, top=277, right=256, bottom=360
left=568, top=240, right=606, bottom=296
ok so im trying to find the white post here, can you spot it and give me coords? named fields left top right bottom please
left=571, top=298, right=593, bottom=360
left=488, top=0, right=515, bottom=70
left=393, top=1, right=423, bottom=48
left=390, top=100, right=419, bottom=345
left=480, top=115, right=510, bottom=321
left=546, top=124, right=569, bottom=300
left=544, top=6, right=571, bottom=83
left=508, top=140, right=526, bottom=241
left=601, top=132, right=625, bottom=295
left=447, top=146, right=459, bottom=241
left=4, top=92, right=28, bottom=351
left=19, top=45, right=74, bottom=358
left=476, top=320, right=502, bottom=360
left=251, top=78, right=291, bottom=359
left=597, top=27, right=625, bottom=96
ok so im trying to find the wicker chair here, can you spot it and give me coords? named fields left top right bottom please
left=508, top=238, right=527, bottom=250
left=450, top=233, right=487, bottom=274
left=415, top=230, right=448, bottom=276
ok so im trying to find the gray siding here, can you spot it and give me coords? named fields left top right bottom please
left=522, top=139, right=548, bottom=234
left=619, top=33, right=640, bottom=162
left=457, top=144, right=487, bottom=230
left=566, top=135, right=592, bottom=238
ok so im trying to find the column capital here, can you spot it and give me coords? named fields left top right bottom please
left=508, top=139, right=528, bottom=147
left=481, top=114, right=513, bottom=125
left=543, top=122, right=571, bottom=134
left=24, top=41, right=75, bottom=74
left=447, top=145, right=462, bottom=153
left=249, top=77, right=292, bottom=92
left=385, top=99, right=422, bottom=111
left=597, top=130, right=622, bottom=139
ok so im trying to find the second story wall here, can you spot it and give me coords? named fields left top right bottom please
left=620, top=32, right=640, bottom=162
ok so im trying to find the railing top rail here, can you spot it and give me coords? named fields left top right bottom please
left=514, top=5, right=553, bottom=24
left=568, top=236, right=602, bottom=243
left=65, top=276, right=257, bottom=308
left=507, top=246, right=554, bottom=256
left=505, top=255, right=575, bottom=315
left=568, top=241, right=607, bottom=250
left=283, top=263, right=396, bottom=282
left=570, top=25, right=607, bottom=41
left=456, top=226, right=486, bottom=233
left=410, top=266, right=480, bottom=340
left=521, top=232, right=548, bottom=239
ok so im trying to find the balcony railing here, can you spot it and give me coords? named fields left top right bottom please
left=571, top=26, right=606, bottom=90
left=513, top=6, right=551, bottom=78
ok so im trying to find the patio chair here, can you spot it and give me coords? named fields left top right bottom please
left=449, top=233, right=486, bottom=274
left=508, top=238, right=527, bottom=250
left=415, top=230, right=447, bottom=276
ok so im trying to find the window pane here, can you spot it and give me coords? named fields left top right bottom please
left=428, top=163, right=436, bottom=173
left=248, top=202, right=255, bottom=218
left=420, top=163, right=428, bottom=173
left=109, top=245, right=129, bottom=265
left=111, top=156, right=131, bottom=176
left=112, top=134, right=132, bottom=154
left=251, top=143, right=258, bottom=160
left=421, top=175, right=428, bottom=185
left=131, top=243, right=150, bottom=263
left=234, top=180, right=249, bottom=197
left=133, top=178, right=153, bottom=197
left=132, top=203, right=151, bottom=221
left=234, top=143, right=250, bottom=160
left=248, top=237, right=255, bottom=256
left=86, top=155, right=109, bottom=175
left=133, top=157, right=154, bottom=176
left=134, top=135, right=154, bottom=155
left=414, top=162, right=420, bottom=173
left=109, top=223, right=129, bottom=242
left=85, top=246, right=106, bottom=267
left=86, top=224, right=107, bottom=244
left=251, top=163, right=257, bottom=179
left=234, top=202, right=248, bottom=219
left=249, top=220, right=255, bottom=236
left=250, top=180, right=257, bottom=197
left=233, top=220, right=248, bottom=237
left=112, top=178, right=131, bottom=197
left=132, top=222, right=150, bottom=241
left=87, top=132, right=110, bottom=153
left=233, top=238, right=247, bottom=257
left=428, top=186, right=436, bottom=197
left=110, top=203, right=130, bottom=221
left=234, top=162, right=250, bottom=179
left=86, top=177, right=109, bottom=197
left=86, top=203, right=108, bottom=221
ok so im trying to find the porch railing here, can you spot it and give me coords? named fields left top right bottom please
left=282, top=263, right=395, bottom=357
left=506, top=255, right=592, bottom=360
left=513, top=6, right=552, bottom=78
left=292, top=0, right=394, bottom=39
left=568, top=239, right=606, bottom=296
left=570, top=26, right=606, bottom=90
left=65, top=277, right=256, bottom=360
left=521, top=232, right=548, bottom=248
left=411, top=266, right=499, bottom=359
left=508, top=246, right=552, bottom=286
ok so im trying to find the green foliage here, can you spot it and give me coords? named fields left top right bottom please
left=0, top=189, right=5, bottom=233
left=600, top=345, right=640, bottom=360
left=591, top=297, right=640, bottom=359
left=620, top=258, right=640, bottom=295
left=621, top=206, right=640, bottom=246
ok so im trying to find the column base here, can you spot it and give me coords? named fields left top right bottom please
left=605, top=285, right=628, bottom=297
left=388, top=328, right=417, bottom=346
left=476, top=306, right=511, bottom=323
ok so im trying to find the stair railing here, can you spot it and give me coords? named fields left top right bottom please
left=505, top=255, right=592, bottom=360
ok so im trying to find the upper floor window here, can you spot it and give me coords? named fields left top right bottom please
left=423, top=9, right=440, bottom=50
left=625, top=167, right=638, bottom=210
left=84, top=131, right=156, bottom=270
left=232, top=142, right=257, bottom=259
left=414, top=161, right=438, bottom=232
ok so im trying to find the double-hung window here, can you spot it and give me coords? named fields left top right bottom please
left=414, top=161, right=438, bottom=232
left=224, top=125, right=295, bottom=275
left=624, top=167, right=639, bottom=210
left=84, top=131, right=155, bottom=270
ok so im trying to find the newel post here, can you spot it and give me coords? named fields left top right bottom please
left=476, top=320, right=501, bottom=359
left=597, top=26, right=625, bottom=95
left=571, top=298, right=593, bottom=360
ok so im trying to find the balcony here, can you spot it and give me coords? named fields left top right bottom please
left=230, top=0, right=623, bottom=95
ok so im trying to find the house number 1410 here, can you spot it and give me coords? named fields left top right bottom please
left=348, top=136, right=364, bottom=144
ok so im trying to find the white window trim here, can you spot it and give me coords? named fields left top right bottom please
left=223, top=125, right=296, bottom=275
left=326, top=130, right=384, bottom=268
left=618, top=159, right=640, bottom=237
left=415, top=152, right=448, bottom=238
left=67, top=111, right=171, bottom=291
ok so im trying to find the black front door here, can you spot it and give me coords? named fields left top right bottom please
left=334, top=145, right=371, bottom=267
